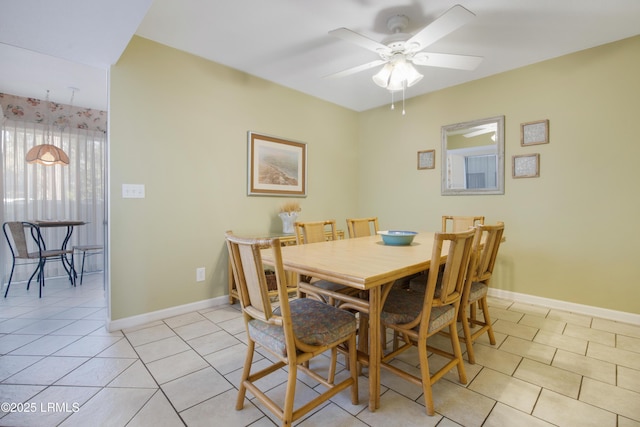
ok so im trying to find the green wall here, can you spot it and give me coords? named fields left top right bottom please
left=109, top=36, right=358, bottom=320
left=358, top=36, right=640, bottom=314
left=110, top=35, right=640, bottom=321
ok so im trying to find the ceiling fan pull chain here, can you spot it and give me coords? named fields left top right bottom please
left=390, top=90, right=395, bottom=110
left=402, top=83, right=406, bottom=116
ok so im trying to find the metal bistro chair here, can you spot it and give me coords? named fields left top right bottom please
left=225, top=231, right=358, bottom=426
left=3, top=221, right=74, bottom=298
left=73, top=245, right=104, bottom=284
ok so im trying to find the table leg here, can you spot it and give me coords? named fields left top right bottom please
left=368, top=285, right=380, bottom=411
left=60, top=225, right=76, bottom=284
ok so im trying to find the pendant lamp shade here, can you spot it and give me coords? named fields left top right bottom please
left=26, top=144, right=70, bottom=166
left=25, top=89, right=70, bottom=166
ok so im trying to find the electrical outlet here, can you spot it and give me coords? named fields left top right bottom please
left=196, top=267, right=205, bottom=282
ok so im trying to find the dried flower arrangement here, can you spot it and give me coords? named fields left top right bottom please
left=279, top=201, right=301, bottom=213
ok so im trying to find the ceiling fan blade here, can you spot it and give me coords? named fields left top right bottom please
left=412, top=52, right=483, bottom=70
left=405, top=5, right=475, bottom=52
left=329, top=28, right=391, bottom=55
left=324, top=59, right=387, bottom=78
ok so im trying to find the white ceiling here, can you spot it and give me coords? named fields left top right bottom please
left=2, top=0, right=640, bottom=112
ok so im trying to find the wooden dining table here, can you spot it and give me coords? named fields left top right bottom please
left=260, top=231, right=445, bottom=411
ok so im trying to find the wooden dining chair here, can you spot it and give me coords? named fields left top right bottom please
left=408, top=215, right=485, bottom=293
left=346, top=217, right=379, bottom=238
left=3, top=221, right=74, bottom=298
left=377, top=229, right=476, bottom=416
left=295, top=220, right=359, bottom=305
left=442, top=215, right=484, bottom=232
left=459, top=222, right=505, bottom=364
left=225, top=232, right=358, bottom=426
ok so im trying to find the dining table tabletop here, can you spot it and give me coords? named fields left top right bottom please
left=260, top=231, right=447, bottom=411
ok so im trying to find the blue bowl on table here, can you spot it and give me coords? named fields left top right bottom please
left=377, top=230, right=418, bottom=246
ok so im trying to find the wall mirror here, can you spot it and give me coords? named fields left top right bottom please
left=441, top=115, right=505, bottom=195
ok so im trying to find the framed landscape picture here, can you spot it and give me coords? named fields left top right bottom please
left=247, top=132, right=307, bottom=196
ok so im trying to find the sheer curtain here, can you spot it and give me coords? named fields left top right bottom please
left=0, top=94, right=106, bottom=285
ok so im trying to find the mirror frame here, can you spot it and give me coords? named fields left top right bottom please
left=441, top=115, right=505, bottom=196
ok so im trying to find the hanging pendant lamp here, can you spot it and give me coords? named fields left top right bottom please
left=25, top=90, right=70, bottom=166
left=25, top=144, right=70, bottom=165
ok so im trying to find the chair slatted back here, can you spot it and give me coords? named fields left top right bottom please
left=294, top=220, right=337, bottom=245
left=4, top=221, right=35, bottom=259
left=474, top=222, right=505, bottom=284
left=433, top=229, right=477, bottom=307
left=346, top=217, right=379, bottom=238
left=442, top=215, right=485, bottom=233
left=226, top=232, right=282, bottom=322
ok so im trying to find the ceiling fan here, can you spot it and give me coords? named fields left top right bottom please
left=327, top=5, right=483, bottom=91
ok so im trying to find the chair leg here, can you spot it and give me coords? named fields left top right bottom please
left=4, top=260, right=16, bottom=298
left=479, top=297, right=496, bottom=345
left=470, top=301, right=477, bottom=324
left=348, top=334, right=359, bottom=405
left=327, top=347, right=337, bottom=384
left=460, top=305, right=476, bottom=364
left=283, top=362, right=298, bottom=426
left=27, top=263, right=40, bottom=291
left=417, top=338, right=435, bottom=416
left=449, top=322, right=467, bottom=384
left=236, top=340, right=255, bottom=410
left=80, top=250, right=87, bottom=285
left=38, top=259, right=45, bottom=298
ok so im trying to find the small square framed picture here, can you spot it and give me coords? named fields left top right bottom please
left=417, top=150, right=435, bottom=170
left=512, top=153, right=540, bottom=178
left=521, top=119, right=549, bottom=146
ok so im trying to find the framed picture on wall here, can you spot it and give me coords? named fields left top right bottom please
left=417, top=150, right=435, bottom=170
left=512, top=153, right=540, bottom=178
left=247, top=132, right=307, bottom=196
left=521, top=119, right=549, bottom=146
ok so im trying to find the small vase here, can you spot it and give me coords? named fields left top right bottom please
left=279, top=212, right=298, bottom=234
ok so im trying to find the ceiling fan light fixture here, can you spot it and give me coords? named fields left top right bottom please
left=372, top=63, right=393, bottom=88
left=374, top=59, right=423, bottom=91
left=401, top=62, right=423, bottom=87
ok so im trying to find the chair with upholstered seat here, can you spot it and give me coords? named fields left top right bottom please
left=295, top=220, right=359, bottom=305
left=3, top=221, right=74, bottom=298
left=225, top=231, right=358, bottom=426
left=346, top=217, right=379, bottom=238
left=459, top=222, right=505, bottom=364
left=378, top=229, right=476, bottom=416
left=408, top=215, right=485, bottom=293
left=442, top=215, right=484, bottom=232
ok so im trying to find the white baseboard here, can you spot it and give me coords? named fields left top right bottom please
left=488, top=288, right=640, bottom=326
left=107, top=295, right=229, bottom=332
left=106, top=289, right=639, bottom=332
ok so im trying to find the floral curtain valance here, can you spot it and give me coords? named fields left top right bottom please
left=0, top=92, right=107, bottom=133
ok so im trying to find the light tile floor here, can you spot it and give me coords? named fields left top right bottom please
left=1, top=274, right=639, bottom=426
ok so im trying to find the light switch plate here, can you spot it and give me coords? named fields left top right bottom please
left=122, top=184, right=145, bottom=198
